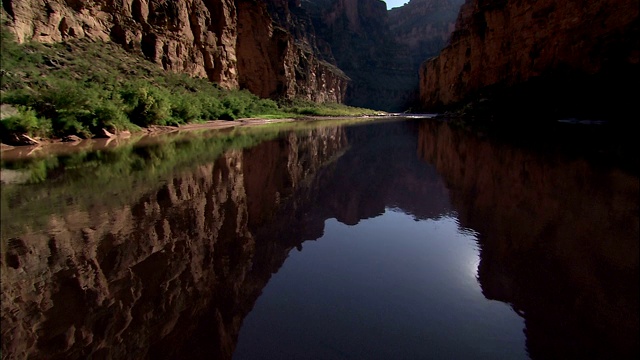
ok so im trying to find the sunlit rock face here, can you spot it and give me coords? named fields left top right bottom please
left=419, top=0, right=640, bottom=119
left=0, top=127, right=348, bottom=360
left=1, top=0, right=347, bottom=101
left=418, top=120, right=639, bottom=358
left=2, top=0, right=239, bottom=87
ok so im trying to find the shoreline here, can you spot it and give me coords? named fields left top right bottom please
left=0, top=115, right=395, bottom=161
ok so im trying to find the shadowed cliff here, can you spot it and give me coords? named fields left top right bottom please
left=419, top=0, right=640, bottom=121
left=303, top=0, right=418, bottom=111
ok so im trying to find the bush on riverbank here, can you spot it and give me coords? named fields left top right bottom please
left=0, top=27, right=378, bottom=142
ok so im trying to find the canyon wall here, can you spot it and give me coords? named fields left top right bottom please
left=304, top=0, right=417, bottom=111
left=419, top=0, right=640, bottom=119
left=236, top=0, right=348, bottom=102
left=2, top=0, right=240, bottom=88
left=1, top=0, right=348, bottom=101
left=388, top=0, right=463, bottom=69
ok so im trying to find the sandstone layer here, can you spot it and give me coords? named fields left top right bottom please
left=1, top=0, right=348, bottom=102
left=419, top=0, right=640, bottom=119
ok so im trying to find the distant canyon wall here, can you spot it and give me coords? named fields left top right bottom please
left=388, top=0, right=463, bottom=68
left=305, top=0, right=424, bottom=111
left=419, top=0, right=640, bottom=119
left=1, top=0, right=348, bottom=102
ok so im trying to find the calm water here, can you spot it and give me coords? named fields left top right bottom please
left=1, top=118, right=638, bottom=360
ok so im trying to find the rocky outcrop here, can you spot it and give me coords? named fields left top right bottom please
left=1, top=0, right=347, bottom=101
left=419, top=0, right=640, bottom=119
left=418, top=120, right=639, bottom=358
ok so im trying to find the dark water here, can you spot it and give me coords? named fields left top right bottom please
left=1, top=118, right=638, bottom=360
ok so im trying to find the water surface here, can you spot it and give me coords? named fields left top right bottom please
left=1, top=118, right=637, bottom=359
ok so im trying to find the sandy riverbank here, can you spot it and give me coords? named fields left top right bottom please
left=0, top=115, right=395, bottom=161
left=0, top=118, right=297, bottom=159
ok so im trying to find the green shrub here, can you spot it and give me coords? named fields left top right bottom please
left=92, top=101, right=135, bottom=132
left=0, top=24, right=378, bottom=138
left=222, top=96, right=247, bottom=118
left=1, top=88, right=37, bottom=107
left=198, top=95, right=225, bottom=120
left=53, top=113, right=92, bottom=138
left=171, top=94, right=202, bottom=123
left=120, top=83, right=172, bottom=126
left=248, top=98, right=280, bottom=115
left=218, top=110, right=236, bottom=120
left=0, top=106, right=52, bottom=138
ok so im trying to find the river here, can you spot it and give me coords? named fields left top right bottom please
left=1, top=117, right=638, bottom=359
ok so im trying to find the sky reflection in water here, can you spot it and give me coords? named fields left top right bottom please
left=235, top=210, right=526, bottom=360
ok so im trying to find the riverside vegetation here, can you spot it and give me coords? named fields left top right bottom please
left=0, top=26, right=378, bottom=144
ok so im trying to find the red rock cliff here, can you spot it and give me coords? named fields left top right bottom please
left=1, top=0, right=347, bottom=101
left=419, top=0, right=640, bottom=119
left=236, top=0, right=348, bottom=102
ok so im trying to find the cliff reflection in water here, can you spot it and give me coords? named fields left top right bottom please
left=418, top=121, right=639, bottom=359
left=1, top=125, right=349, bottom=360
left=2, top=119, right=638, bottom=359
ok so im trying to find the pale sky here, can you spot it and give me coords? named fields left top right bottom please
left=384, top=0, right=409, bottom=10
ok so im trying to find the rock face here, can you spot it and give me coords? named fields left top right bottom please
left=2, top=0, right=240, bottom=87
left=386, top=0, right=464, bottom=111
left=419, top=0, right=640, bottom=119
left=304, top=0, right=417, bottom=111
left=1, top=0, right=348, bottom=101
left=389, top=0, right=463, bottom=69
left=236, top=0, right=348, bottom=102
